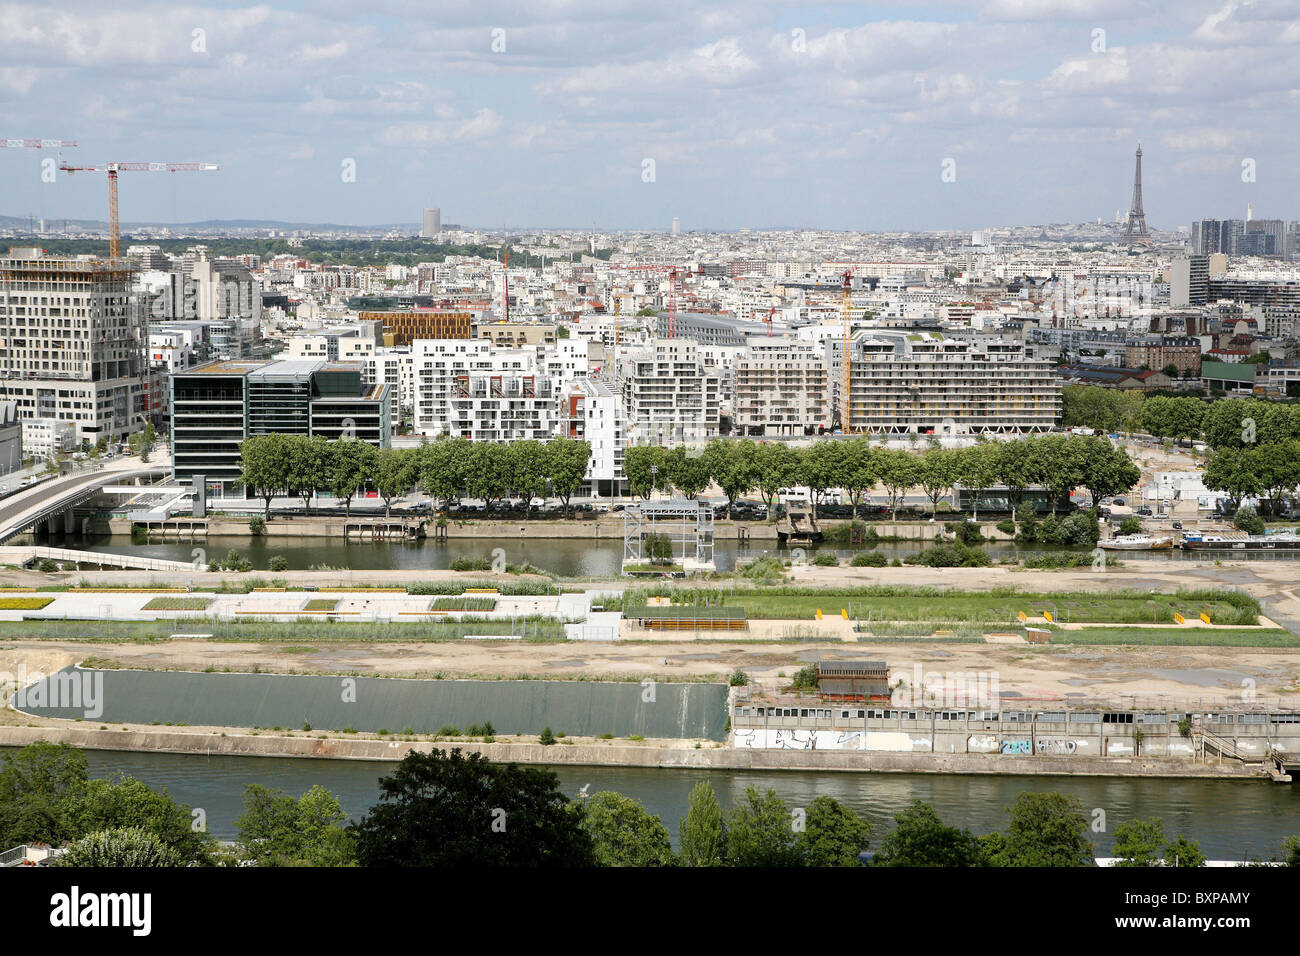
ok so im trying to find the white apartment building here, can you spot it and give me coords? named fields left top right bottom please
left=21, top=418, right=75, bottom=460
left=847, top=331, right=1060, bottom=435
left=556, top=376, right=625, bottom=496
left=734, top=338, right=832, bottom=436
left=0, top=249, right=150, bottom=445
left=617, top=338, right=721, bottom=443
left=413, top=339, right=553, bottom=441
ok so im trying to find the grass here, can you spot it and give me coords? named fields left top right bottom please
left=142, top=597, right=213, bottom=611
left=1051, top=627, right=1298, bottom=647
left=303, top=599, right=339, bottom=611
left=0, top=597, right=55, bottom=610
left=603, top=584, right=1260, bottom=627
left=431, top=597, right=497, bottom=611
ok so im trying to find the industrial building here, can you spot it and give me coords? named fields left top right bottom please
left=170, top=359, right=390, bottom=494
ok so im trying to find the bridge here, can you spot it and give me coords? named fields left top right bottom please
left=0, top=460, right=171, bottom=545
left=0, top=545, right=195, bottom=572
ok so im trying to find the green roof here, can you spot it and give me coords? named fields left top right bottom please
left=1200, top=360, right=1255, bottom=383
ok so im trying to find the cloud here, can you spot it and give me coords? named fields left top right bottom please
left=454, top=108, right=503, bottom=141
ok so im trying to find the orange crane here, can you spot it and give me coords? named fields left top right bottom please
left=764, top=305, right=776, bottom=335
left=609, top=264, right=693, bottom=337
left=58, top=160, right=219, bottom=259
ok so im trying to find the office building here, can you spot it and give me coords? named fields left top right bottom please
left=421, top=208, right=441, bottom=238
left=1168, top=256, right=1210, bottom=307
left=170, top=359, right=390, bottom=493
left=360, top=310, right=471, bottom=347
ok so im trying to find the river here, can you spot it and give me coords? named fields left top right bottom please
left=54, top=533, right=1278, bottom=576
left=28, top=748, right=1300, bottom=859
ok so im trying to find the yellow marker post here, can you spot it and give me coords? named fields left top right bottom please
left=1200, top=612, right=1211, bottom=625
left=1043, top=610, right=1054, bottom=623
left=841, top=609, right=848, bottom=620
left=1174, top=612, right=1185, bottom=625
left=815, top=609, right=823, bottom=620
left=1017, top=610, right=1027, bottom=623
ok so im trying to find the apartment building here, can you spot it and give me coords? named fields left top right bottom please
left=473, top=321, right=557, bottom=348
left=170, top=359, right=390, bottom=493
left=556, top=376, right=625, bottom=496
left=0, top=249, right=150, bottom=445
left=412, top=339, right=552, bottom=441
left=1124, top=335, right=1201, bottom=376
left=617, top=338, right=721, bottom=442
left=733, top=338, right=831, bottom=436
left=847, top=332, right=1059, bottom=435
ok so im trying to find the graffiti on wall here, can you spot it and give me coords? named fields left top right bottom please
left=1000, top=739, right=1031, bottom=754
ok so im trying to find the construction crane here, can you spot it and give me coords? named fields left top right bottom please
left=841, top=270, right=853, bottom=433
left=58, top=160, right=219, bottom=259
left=608, top=264, right=692, bottom=338
left=2, top=139, right=76, bottom=149
left=765, top=305, right=776, bottom=336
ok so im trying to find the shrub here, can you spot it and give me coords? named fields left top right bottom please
left=996, top=519, right=1016, bottom=535
left=38, top=559, right=58, bottom=573
left=268, top=555, right=289, bottom=572
left=850, top=551, right=888, bottom=567
left=1234, top=507, right=1265, bottom=535
left=1118, top=516, right=1143, bottom=535
left=53, top=827, right=181, bottom=868
left=539, top=726, right=557, bottom=745
left=729, top=669, right=750, bottom=687
left=438, top=726, right=462, bottom=737
left=790, top=664, right=819, bottom=692
left=905, top=543, right=992, bottom=568
left=811, top=553, right=839, bottom=567
left=249, top=515, right=267, bottom=536
left=466, top=721, right=496, bottom=737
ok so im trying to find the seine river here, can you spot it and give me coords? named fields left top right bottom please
left=25, top=748, right=1300, bottom=859
left=61, top=534, right=1247, bottom=577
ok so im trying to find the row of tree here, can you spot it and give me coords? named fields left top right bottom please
left=625, top=433, right=1141, bottom=520
left=9, top=744, right=1298, bottom=868
left=239, top=434, right=593, bottom=517
left=1064, top=385, right=1300, bottom=450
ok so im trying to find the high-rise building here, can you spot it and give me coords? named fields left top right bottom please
left=0, top=248, right=150, bottom=446
left=671, top=217, right=680, bottom=236
left=421, top=208, right=441, bottom=238
left=1169, top=256, right=1210, bottom=307
left=1192, top=219, right=1223, bottom=255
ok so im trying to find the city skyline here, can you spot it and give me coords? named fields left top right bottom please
left=2, top=1, right=1300, bottom=231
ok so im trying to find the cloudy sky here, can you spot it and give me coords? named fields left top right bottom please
left=1, top=0, right=1297, bottom=231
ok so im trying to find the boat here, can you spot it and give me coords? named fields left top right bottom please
left=776, top=498, right=823, bottom=544
left=1181, top=531, right=1300, bottom=551
left=1099, top=534, right=1176, bottom=551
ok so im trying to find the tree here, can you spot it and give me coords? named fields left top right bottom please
left=236, top=784, right=355, bottom=866
left=1112, top=817, right=1166, bottom=867
left=876, top=448, right=919, bottom=521
left=1075, top=435, right=1141, bottom=505
left=873, top=801, right=986, bottom=867
left=726, top=787, right=803, bottom=867
left=797, top=795, right=872, bottom=867
left=704, top=438, right=758, bottom=517
left=1234, top=505, right=1265, bottom=535
left=285, top=434, right=330, bottom=513
left=800, top=441, right=843, bottom=519
left=465, top=441, right=511, bottom=508
left=53, top=827, right=181, bottom=867
left=952, top=444, right=998, bottom=521
left=419, top=437, right=474, bottom=511
left=374, top=447, right=416, bottom=517
left=991, top=792, right=1094, bottom=867
left=993, top=440, right=1032, bottom=517
left=240, top=433, right=291, bottom=518
left=754, top=442, right=800, bottom=513
left=1251, top=440, right=1300, bottom=516
left=350, top=749, right=595, bottom=866
left=1141, top=396, right=1205, bottom=441
left=678, top=780, right=726, bottom=867
left=1026, top=434, right=1079, bottom=515
left=543, top=437, right=592, bottom=516
left=506, top=439, right=548, bottom=512
left=327, top=439, right=377, bottom=517
left=916, top=446, right=957, bottom=514
left=1203, top=447, right=1263, bottom=512
left=663, top=446, right=711, bottom=499
left=0, top=741, right=88, bottom=848
left=60, top=776, right=211, bottom=864
left=840, top=440, right=878, bottom=519
left=581, top=791, right=673, bottom=867
left=624, top=444, right=667, bottom=500
left=1164, top=835, right=1207, bottom=868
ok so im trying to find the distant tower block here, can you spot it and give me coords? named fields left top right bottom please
left=671, top=217, right=680, bottom=236
left=1123, top=145, right=1152, bottom=246
left=421, top=207, right=441, bottom=238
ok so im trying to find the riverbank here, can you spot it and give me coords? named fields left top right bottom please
left=0, top=723, right=1265, bottom=779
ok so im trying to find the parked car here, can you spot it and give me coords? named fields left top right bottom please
left=1155, top=512, right=1169, bottom=520
left=1172, top=521, right=1183, bottom=530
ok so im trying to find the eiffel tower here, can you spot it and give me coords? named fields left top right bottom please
left=1123, top=144, right=1152, bottom=246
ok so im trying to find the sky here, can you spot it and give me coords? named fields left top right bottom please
left=1, top=0, right=1298, bottom=232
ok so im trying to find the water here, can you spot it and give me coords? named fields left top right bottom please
left=33, top=748, right=1300, bottom=859
left=65, top=533, right=1057, bottom=576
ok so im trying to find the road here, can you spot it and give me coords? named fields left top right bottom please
left=0, top=456, right=169, bottom=543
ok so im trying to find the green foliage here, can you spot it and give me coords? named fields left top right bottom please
left=0, top=742, right=89, bottom=847
left=539, top=726, right=557, bottom=745
left=1164, top=835, right=1207, bottom=868
left=726, top=787, right=803, bottom=866
left=1234, top=506, right=1265, bottom=535
left=61, top=776, right=210, bottom=863
left=850, top=551, right=888, bottom=567
left=249, top=515, right=267, bottom=536
left=53, top=826, right=182, bottom=867
left=811, top=552, right=839, bottom=566
left=1112, top=817, right=1166, bottom=867
left=582, top=791, right=674, bottom=867
left=799, top=795, right=872, bottom=867
left=235, top=784, right=356, bottom=866
left=678, top=781, right=726, bottom=867
left=988, top=792, right=1094, bottom=867
left=789, top=664, right=819, bottom=692
left=350, top=749, right=595, bottom=866
left=872, top=801, right=987, bottom=866
left=268, top=555, right=289, bottom=572
left=996, top=519, right=1016, bottom=535
left=905, top=543, right=992, bottom=567
left=1118, top=515, right=1142, bottom=535
left=728, top=669, right=750, bottom=686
